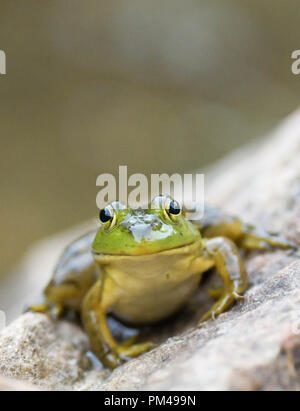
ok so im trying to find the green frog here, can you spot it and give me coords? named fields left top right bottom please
left=30, top=195, right=295, bottom=369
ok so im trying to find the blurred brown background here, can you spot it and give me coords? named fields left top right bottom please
left=1, top=0, right=300, bottom=278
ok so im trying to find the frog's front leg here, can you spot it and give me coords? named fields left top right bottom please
left=198, top=237, right=248, bottom=323
left=81, top=274, right=154, bottom=370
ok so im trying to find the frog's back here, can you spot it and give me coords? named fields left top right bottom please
left=45, top=231, right=99, bottom=310
left=53, top=231, right=97, bottom=283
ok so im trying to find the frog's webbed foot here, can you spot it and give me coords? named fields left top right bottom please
left=200, top=290, right=245, bottom=324
left=97, top=340, right=156, bottom=370
left=27, top=300, right=63, bottom=321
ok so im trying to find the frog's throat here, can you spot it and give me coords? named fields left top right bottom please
left=92, top=240, right=202, bottom=262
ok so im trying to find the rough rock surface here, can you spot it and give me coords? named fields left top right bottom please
left=0, top=313, right=108, bottom=390
left=1, top=110, right=300, bottom=390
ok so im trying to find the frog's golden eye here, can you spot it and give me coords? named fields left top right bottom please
left=99, top=205, right=116, bottom=229
left=165, top=199, right=182, bottom=222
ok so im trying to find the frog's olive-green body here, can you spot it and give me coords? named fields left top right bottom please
left=30, top=196, right=295, bottom=369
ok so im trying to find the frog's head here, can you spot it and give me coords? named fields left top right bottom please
left=92, top=196, right=200, bottom=256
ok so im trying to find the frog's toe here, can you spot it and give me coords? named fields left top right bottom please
left=116, top=341, right=156, bottom=359
left=28, top=301, right=63, bottom=321
left=232, top=291, right=245, bottom=300
left=199, top=310, right=217, bottom=324
left=241, top=230, right=298, bottom=251
left=102, top=342, right=156, bottom=369
left=103, top=351, right=125, bottom=370
left=264, top=236, right=297, bottom=250
left=198, top=289, right=246, bottom=326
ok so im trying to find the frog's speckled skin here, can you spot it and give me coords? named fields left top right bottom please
left=30, top=196, right=295, bottom=369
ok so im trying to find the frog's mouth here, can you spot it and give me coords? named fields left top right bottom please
left=92, top=240, right=200, bottom=260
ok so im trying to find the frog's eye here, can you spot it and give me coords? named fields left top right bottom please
left=165, top=199, right=182, bottom=222
left=99, top=205, right=116, bottom=229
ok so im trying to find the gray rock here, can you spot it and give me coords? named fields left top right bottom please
left=1, top=110, right=300, bottom=391
left=0, top=312, right=108, bottom=390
